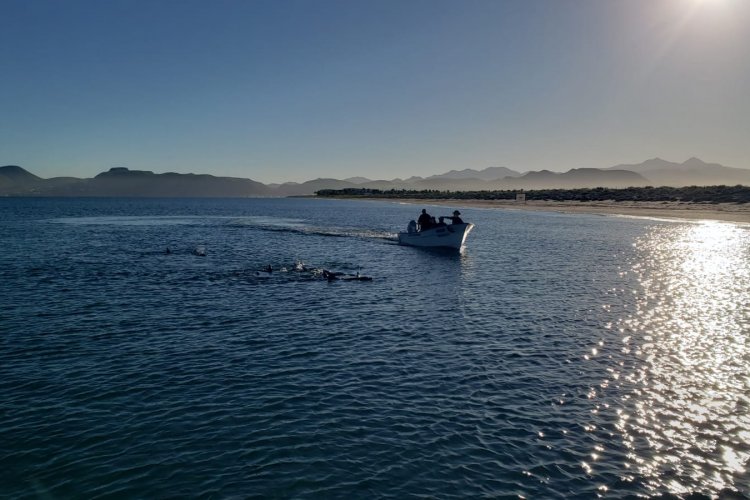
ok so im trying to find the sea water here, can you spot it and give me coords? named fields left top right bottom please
left=1, top=197, right=748, bottom=498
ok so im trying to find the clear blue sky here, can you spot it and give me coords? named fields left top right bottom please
left=2, top=0, right=749, bottom=183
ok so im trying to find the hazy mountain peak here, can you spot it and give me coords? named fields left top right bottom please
left=0, top=165, right=41, bottom=181
left=428, top=166, right=521, bottom=181
left=608, top=158, right=679, bottom=173
left=683, top=157, right=707, bottom=167
left=343, top=176, right=373, bottom=184
left=95, top=167, right=157, bottom=178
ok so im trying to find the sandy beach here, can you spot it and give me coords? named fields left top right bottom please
left=375, top=198, right=750, bottom=224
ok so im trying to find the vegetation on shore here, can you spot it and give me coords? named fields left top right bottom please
left=316, top=185, right=750, bottom=204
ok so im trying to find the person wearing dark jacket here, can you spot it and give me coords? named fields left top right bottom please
left=447, top=210, right=464, bottom=224
left=417, top=209, right=432, bottom=231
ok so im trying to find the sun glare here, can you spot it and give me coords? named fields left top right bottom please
left=616, top=222, right=750, bottom=492
left=686, top=0, right=734, bottom=15
left=689, top=0, right=733, bottom=9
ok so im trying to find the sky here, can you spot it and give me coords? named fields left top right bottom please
left=2, top=0, right=749, bottom=183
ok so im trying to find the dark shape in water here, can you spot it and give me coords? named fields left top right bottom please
left=322, top=269, right=372, bottom=282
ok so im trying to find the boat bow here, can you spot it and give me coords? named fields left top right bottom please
left=397, top=222, right=474, bottom=250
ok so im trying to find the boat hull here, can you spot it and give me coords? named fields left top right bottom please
left=397, top=223, right=474, bottom=250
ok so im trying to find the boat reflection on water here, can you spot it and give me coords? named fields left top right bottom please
left=613, top=221, right=750, bottom=495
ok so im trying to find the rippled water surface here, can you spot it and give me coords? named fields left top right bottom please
left=1, top=197, right=748, bottom=498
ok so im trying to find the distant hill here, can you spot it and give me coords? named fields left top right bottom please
left=0, top=165, right=41, bottom=183
left=607, top=157, right=750, bottom=187
left=0, top=165, right=42, bottom=191
left=74, top=167, right=272, bottom=197
left=0, top=165, right=82, bottom=194
left=274, top=178, right=359, bottom=196
left=360, top=179, right=414, bottom=190
left=343, top=176, right=373, bottom=184
left=609, top=157, right=678, bottom=173
left=503, top=168, right=649, bottom=189
left=2, top=158, right=748, bottom=197
left=0, top=166, right=271, bottom=197
left=426, top=166, right=521, bottom=181
left=411, top=177, right=503, bottom=191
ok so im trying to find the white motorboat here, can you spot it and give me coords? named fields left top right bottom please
left=397, top=221, right=474, bottom=250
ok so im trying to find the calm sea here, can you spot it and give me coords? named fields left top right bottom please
left=1, top=197, right=748, bottom=498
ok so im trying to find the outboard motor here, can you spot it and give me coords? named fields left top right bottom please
left=407, top=220, right=417, bottom=233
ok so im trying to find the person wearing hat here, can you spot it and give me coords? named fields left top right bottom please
left=447, top=210, right=464, bottom=225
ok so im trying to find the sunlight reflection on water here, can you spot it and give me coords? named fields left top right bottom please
left=616, top=221, right=750, bottom=494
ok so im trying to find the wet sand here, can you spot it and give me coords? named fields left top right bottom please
left=372, top=198, right=750, bottom=224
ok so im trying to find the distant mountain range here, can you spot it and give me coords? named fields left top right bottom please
left=2, top=157, right=749, bottom=197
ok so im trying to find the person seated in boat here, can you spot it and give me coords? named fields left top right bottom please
left=417, top=208, right=432, bottom=231
left=447, top=210, right=464, bottom=224
left=436, top=216, right=447, bottom=228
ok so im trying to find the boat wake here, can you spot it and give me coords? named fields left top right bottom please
left=228, top=217, right=397, bottom=243
left=47, top=215, right=219, bottom=226
left=48, top=215, right=398, bottom=243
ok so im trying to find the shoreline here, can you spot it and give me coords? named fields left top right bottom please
left=343, top=197, right=750, bottom=224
